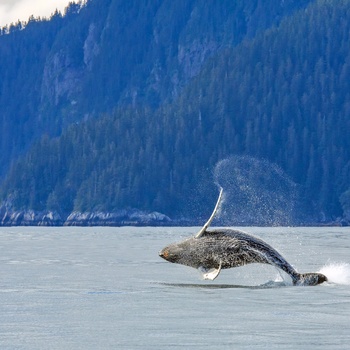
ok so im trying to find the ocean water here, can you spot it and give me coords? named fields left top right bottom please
left=0, top=226, right=349, bottom=349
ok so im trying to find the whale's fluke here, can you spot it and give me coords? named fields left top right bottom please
left=293, top=272, right=327, bottom=286
left=195, top=187, right=223, bottom=238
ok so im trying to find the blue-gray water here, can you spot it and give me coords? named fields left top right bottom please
left=0, top=226, right=349, bottom=349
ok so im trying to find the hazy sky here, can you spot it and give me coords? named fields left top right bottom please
left=0, top=0, right=72, bottom=27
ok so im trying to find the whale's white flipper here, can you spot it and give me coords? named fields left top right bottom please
left=199, top=261, right=222, bottom=280
left=195, top=187, right=223, bottom=238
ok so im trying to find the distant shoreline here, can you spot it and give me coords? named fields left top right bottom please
left=0, top=208, right=348, bottom=228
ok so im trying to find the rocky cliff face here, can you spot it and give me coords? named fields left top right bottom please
left=41, top=50, right=82, bottom=108
left=83, top=23, right=100, bottom=70
left=0, top=207, right=64, bottom=226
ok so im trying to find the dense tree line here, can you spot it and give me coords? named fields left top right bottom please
left=1, top=0, right=350, bottom=223
left=172, top=0, right=350, bottom=219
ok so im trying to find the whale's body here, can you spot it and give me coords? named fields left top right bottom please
left=159, top=188, right=327, bottom=286
left=159, top=228, right=327, bottom=285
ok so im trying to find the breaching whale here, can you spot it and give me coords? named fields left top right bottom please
left=159, top=188, right=327, bottom=286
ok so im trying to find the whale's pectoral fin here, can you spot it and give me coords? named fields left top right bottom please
left=195, top=187, right=223, bottom=238
left=199, top=261, right=222, bottom=280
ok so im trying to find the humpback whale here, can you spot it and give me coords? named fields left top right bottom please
left=159, top=188, right=327, bottom=286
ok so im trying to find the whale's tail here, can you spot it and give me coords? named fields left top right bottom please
left=293, top=272, right=327, bottom=286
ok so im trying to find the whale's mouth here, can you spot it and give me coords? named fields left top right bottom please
left=159, top=248, right=178, bottom=262
left=159, top=247, right=181, bottom=263
left=159, top=249, right=169, bottom=259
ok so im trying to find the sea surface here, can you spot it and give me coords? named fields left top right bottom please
left=0, top=226, right=349, bottom=349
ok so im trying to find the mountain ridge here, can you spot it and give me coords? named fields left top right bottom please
left=1, top=0, right=350, bottom=225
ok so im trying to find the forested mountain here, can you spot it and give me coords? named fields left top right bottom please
left=1, top=0, right=350, bottom=225
left=0, top=0, right=311, bottom=176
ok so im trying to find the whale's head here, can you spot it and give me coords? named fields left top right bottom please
left=159, top=242, right=183, bottom=263
left=159, top=237, right=198, bottom=266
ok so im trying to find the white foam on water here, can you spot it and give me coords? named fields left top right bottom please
left=319, top=263, right=350, bottom=285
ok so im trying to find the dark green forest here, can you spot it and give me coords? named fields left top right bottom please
left=1, top=0, right=350, bottom=225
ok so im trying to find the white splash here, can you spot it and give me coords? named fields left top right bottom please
left=319, top=263, right=350, bottom=285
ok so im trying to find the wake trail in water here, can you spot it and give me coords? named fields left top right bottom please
left=319, top=263, right=350, bottom=285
